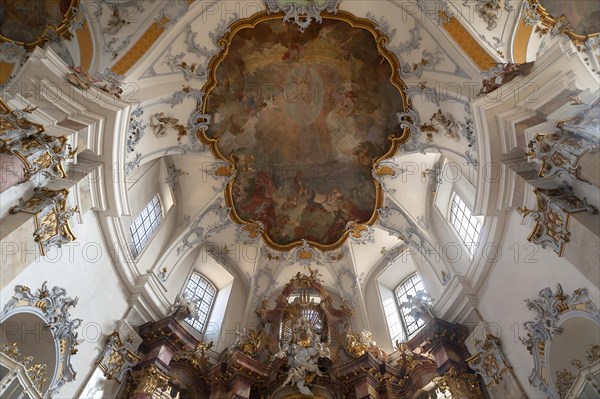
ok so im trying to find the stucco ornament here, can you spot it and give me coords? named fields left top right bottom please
left=0, top=282, right=81, bottom=398
left=467, top=334, right=513, bottom=388
left=10, top=187, right=77, bottom=256
left=264, top=0, right=340, bottom=32
left=274, top=316, right=330, bottom=395
left=96, top=320, right=142, bottom=383
left=176, top=199, right=232, bottom=256
left=399, top=289, right=435, bottom=325
left=520, top=284, right=600, bottom=399
left=345, top=328, right=388, bottom=362
left=171, top=291, right=202, bottom=323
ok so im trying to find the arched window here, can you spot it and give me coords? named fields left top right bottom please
left=130, top=194, right=163, bottom=258
left=395, top=273, right=428, bottom=338
left=182, top=273, right=217, bottom=333
left=449, top=192, right=482, bottom=258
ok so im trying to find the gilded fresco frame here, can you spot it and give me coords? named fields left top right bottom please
left=0, top=0, right=81, bottom=51
left=527, top=0, right=599, bottom=45
left=198, top=10, right=411, bottom=252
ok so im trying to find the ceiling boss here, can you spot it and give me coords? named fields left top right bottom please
left=197, top=9, right=410, bottom=251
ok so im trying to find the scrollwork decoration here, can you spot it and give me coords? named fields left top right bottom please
left=0, top=282, right=81, bottom=398
left=520, top=284, right=600, bottom=399
left=264, top=0, right=340, bottom=32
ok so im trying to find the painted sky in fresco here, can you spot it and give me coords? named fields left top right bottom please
left=204, top=17, right=406, bottom=246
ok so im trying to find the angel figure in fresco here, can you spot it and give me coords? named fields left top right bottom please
left=240, top=172, right=275, bottom=215
left=335, top=31, right=363, bottom=61
left=282, top=42, right=304, bottom=63
left=242, top=93, right=265, bottom=117
left=288, top=66, right=317, bottom=110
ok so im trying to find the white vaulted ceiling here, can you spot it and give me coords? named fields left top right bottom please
left=75, top=0, right=565, bottom=322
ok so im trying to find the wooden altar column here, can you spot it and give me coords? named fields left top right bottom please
left=407, top=318, right=471, bottom=374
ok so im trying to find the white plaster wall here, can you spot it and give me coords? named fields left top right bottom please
left=120, top=158, right=178, bottom=271
left=364, top=253, right=420, bottom=352
left=0, top=209, right=129, bottom=398
left=477, top=210, right=600, bottom=399
left=215, top=278, right=248, bottom=352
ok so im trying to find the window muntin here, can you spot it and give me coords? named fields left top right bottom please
left=383, top=297, right=404, bottom=345
left=130, top=195, right=163, bottom=257
left=183, top=273, right=216, bottom=333
left=449, top=193, right=482, bottom=258
left=395, top=273, right=427, bottom=338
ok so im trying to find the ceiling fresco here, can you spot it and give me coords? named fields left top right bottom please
left=199, top=11, right=409, bottom=250
left=0, top=0, right=77, bottom=48
left=537, top=0, right=600, bottom=36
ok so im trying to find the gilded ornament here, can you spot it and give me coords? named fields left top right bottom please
left=555, top=369, right=576, bottom=399
left=0, top=342, right=49, bottom=394
left=290, top=266, right=323, bottom=287
left=518, top=186, right=597, bottom=256
left=0, top=281, right=80, bottom=398
left=130, top=364, right=170, bottom=396
left=97, top=327, right=142, bottom=383
left=10, top=187, right=77, bottom=255
left=586, top=344, right=600, bottom=363
left=466, top=334, right=512, bottom=388
left=526, top=132, right=598, bottom=182
left=395, top=341, right=434, bottom=378
left=345, top=328, right=387, bottom=362
left=230, top=328, right=263, bottom=357
left=526, top=1, right=600, bottom=45
left=435, top=367, right=484, bottom=399
left=172, top=341, right=214, bottom=372
left=521, top=284, right=600, bottom=399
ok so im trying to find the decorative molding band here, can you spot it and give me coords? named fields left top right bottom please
left=264, top=0, right=340, bottom=32
left=438, top=11, right=496, bottom=70
left=111, top=0, right=195, bottom=75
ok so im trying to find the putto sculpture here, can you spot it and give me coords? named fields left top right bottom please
left=274, top=316, right=330, bottom=395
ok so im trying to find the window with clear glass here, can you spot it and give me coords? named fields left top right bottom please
left=449, top=193, right=482, bottom=258
left=130, top=195, right=163, bottom=258
left=383, top=296, right=404, bottom=345
left=183, top=273, right=216, bottom=333
left=395, top=273, right=428, bottom=338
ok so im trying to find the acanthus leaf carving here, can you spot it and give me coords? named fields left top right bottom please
left=518, top=185, right=597, bottom=256
left=96, top=320, right=142, bottom=383
left=9, top=187, right=78, bottom=256
left=264, top=0, right=340, bottom=32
